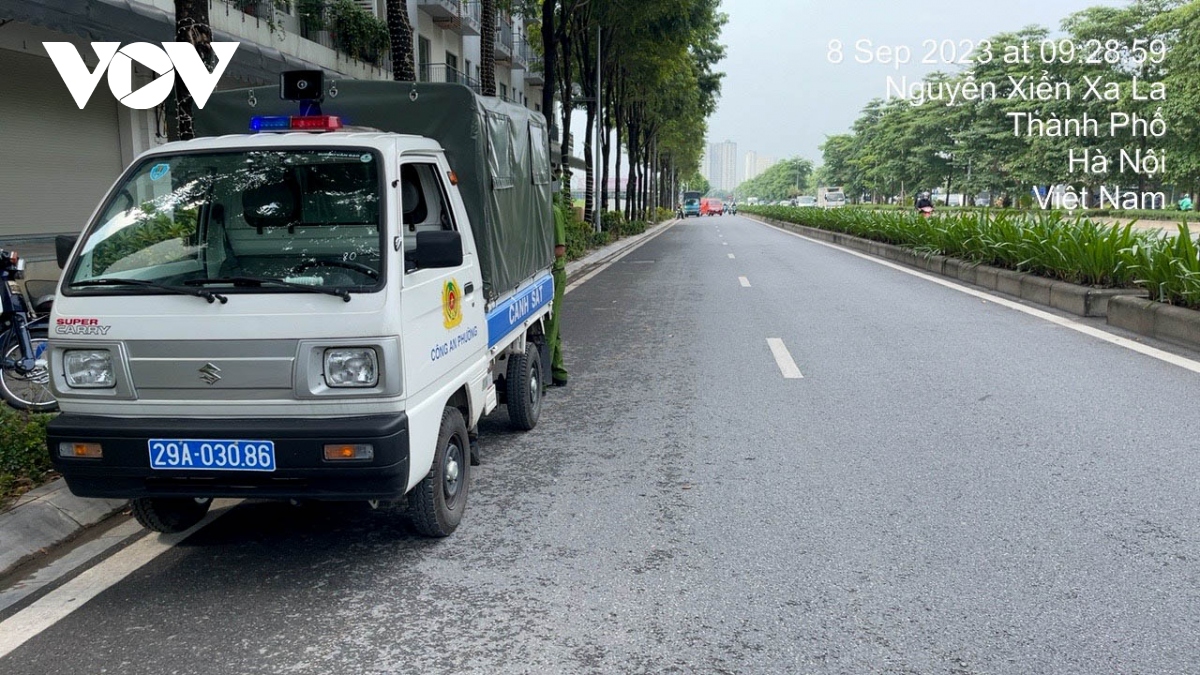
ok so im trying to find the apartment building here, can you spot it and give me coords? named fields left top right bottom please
left=0, top=0, right=544, bottom=249
left=743, top=151, right=774, bottom=184
left=707, top=140, right=738, bottom=193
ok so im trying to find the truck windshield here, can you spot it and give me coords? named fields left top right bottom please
left=64, top=149, right=383, bottom=295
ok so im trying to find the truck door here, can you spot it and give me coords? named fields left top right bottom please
left=399, top=159, right=485, bottom=398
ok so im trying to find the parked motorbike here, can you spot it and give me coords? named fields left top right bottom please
left=1, top=249, right=56, bottom=412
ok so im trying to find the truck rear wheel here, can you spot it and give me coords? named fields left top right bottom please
left=506, top=343, right=542, bottom=431
left=131, top=497, right=211, bottom=533
left=406, top=407, right=470, bottom=537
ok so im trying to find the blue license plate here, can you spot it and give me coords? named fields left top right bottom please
left=148, top=439, right=276, bottom=472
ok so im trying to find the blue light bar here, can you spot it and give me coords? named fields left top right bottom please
left=250, top=116, right=292, bottom=132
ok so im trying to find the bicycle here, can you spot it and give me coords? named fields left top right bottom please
left=1, top=249, right=56, bottom=412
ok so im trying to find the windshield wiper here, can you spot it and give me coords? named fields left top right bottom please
left=185, top=276, right=352, bottom=303
left=72, top=278, right=228, bottom=304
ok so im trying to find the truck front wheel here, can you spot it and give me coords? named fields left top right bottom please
left=131, top=497, right=211, bottom=533
left=406, top=407, right=470, bottom=537
left=506, top=343, right=542, bottom=430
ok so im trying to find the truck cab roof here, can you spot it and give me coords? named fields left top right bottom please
left=146, top=131, right=445, bottom=156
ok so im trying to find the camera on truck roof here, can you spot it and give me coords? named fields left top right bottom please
left=281, top=70, right=324, bottom=102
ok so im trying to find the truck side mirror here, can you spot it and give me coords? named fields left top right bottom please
left=411, top=231, right=463, bottom=269
left=55, top=234, right=78, bottom=269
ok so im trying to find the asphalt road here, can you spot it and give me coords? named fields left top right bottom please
left=3, top=215, right=1200, bottom=674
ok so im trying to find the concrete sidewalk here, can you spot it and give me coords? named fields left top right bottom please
left=0, top=480, right=126, bottom=577
left=0, top=218, right=679, bottom=579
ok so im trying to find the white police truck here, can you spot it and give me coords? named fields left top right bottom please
left=48, top=72, right=556, bottom=536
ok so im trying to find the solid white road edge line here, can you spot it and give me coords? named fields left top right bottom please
left=739, top=276, right=752, bottom=288
left=0, top=519, right=145, bottom=615
left=565, top=220, right=678, bottom=295
left=756, top=219, right=1200, bottom=376
left=767, top=338, right=804, bottom=379
left=0, top=501, right=240, bottom=659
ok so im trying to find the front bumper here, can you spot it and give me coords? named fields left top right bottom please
left=48, top=413, right=409, bottom=500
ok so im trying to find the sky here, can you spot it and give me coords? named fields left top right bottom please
left=709, top=0, right=1128, bottom=167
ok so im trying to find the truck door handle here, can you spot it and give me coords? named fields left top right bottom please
left=464, top=282, right=474, bottom=296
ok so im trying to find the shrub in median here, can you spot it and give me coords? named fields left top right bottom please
left=743, top=205, right=1199, bottom=310
left=1129, top=224, right=1200, bottom=306
left=1, top=408, right=53, bottom=509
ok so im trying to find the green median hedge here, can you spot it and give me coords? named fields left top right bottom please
left=848, top=204, right=1195, bottom=222
left=743, top=205, right=1200, bottom=310
left=1, top=408, right=53, bottom=509
left=560, top=207, right=652, bottom=260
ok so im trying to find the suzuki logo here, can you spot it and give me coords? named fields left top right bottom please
left=198, top=363, right=222, bottom=385
left=43, top=42, right=239, bottom=110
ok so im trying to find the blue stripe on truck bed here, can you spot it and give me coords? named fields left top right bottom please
left=487, top=273, right=555, bottom=349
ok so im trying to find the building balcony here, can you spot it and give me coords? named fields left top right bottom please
left=517, top=37, right=543, bottom=84
left=419, top=63, right=482, bottom=94
left=417, top=0, right=480, bottom=36
left=215, top=0, right=392, bottom=71
left=511, top=38, right=528, bottom=71
left=458, top=1, right=482, bottom=36
left=494, top=16, right=514, bottom=64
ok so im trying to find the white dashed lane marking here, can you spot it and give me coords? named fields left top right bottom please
left=766, top=338, right=804, bottom=379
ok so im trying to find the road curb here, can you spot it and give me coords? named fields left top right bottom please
left=0, top=479, right=126, bottom=577
left=564, top=218, right=677, bottom=281
left=1108, top=296, right=1200, bottom=352
left=750, top=215, right=1199, bottom=351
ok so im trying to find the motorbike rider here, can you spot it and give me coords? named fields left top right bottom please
left=915, top=192, right=934, bottom=212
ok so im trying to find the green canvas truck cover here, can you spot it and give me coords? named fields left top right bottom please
left=194, top=81, right=554, bottom=303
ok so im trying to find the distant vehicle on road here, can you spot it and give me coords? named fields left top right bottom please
left=682, top=190, right=702, bottom=217
left=796, top=196, right=817, bottom=208
left=701, top=198, right=724, bottom=216
left=818, top=187, right=846, bottom=209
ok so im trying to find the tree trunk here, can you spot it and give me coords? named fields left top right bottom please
left=386, top=0, right=416, bottom=81
left=173, top=0, right=212, bottom=141
left=614, top=117, right=622, bottom=216
left=572, top=16, right=597, bottom=225
left=540, top=0, right=556, bottom=137
left=601, top=120, right=611, bottom=213
left=577, top=27, right=596, bottom=223
left=552, top=5, right=571, bottom=182
left=624, top=121, right=637, bottom=221
left=481, top=0, right=496, bottom=96
left=642, top=150, right=650, bottom=219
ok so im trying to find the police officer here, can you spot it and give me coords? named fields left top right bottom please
left=547, top=199, right=569, bottom=387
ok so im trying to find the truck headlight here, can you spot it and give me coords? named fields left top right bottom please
left=63, top=350, right=115, bottom=388
left=324, top=348, right=378, bottom=388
